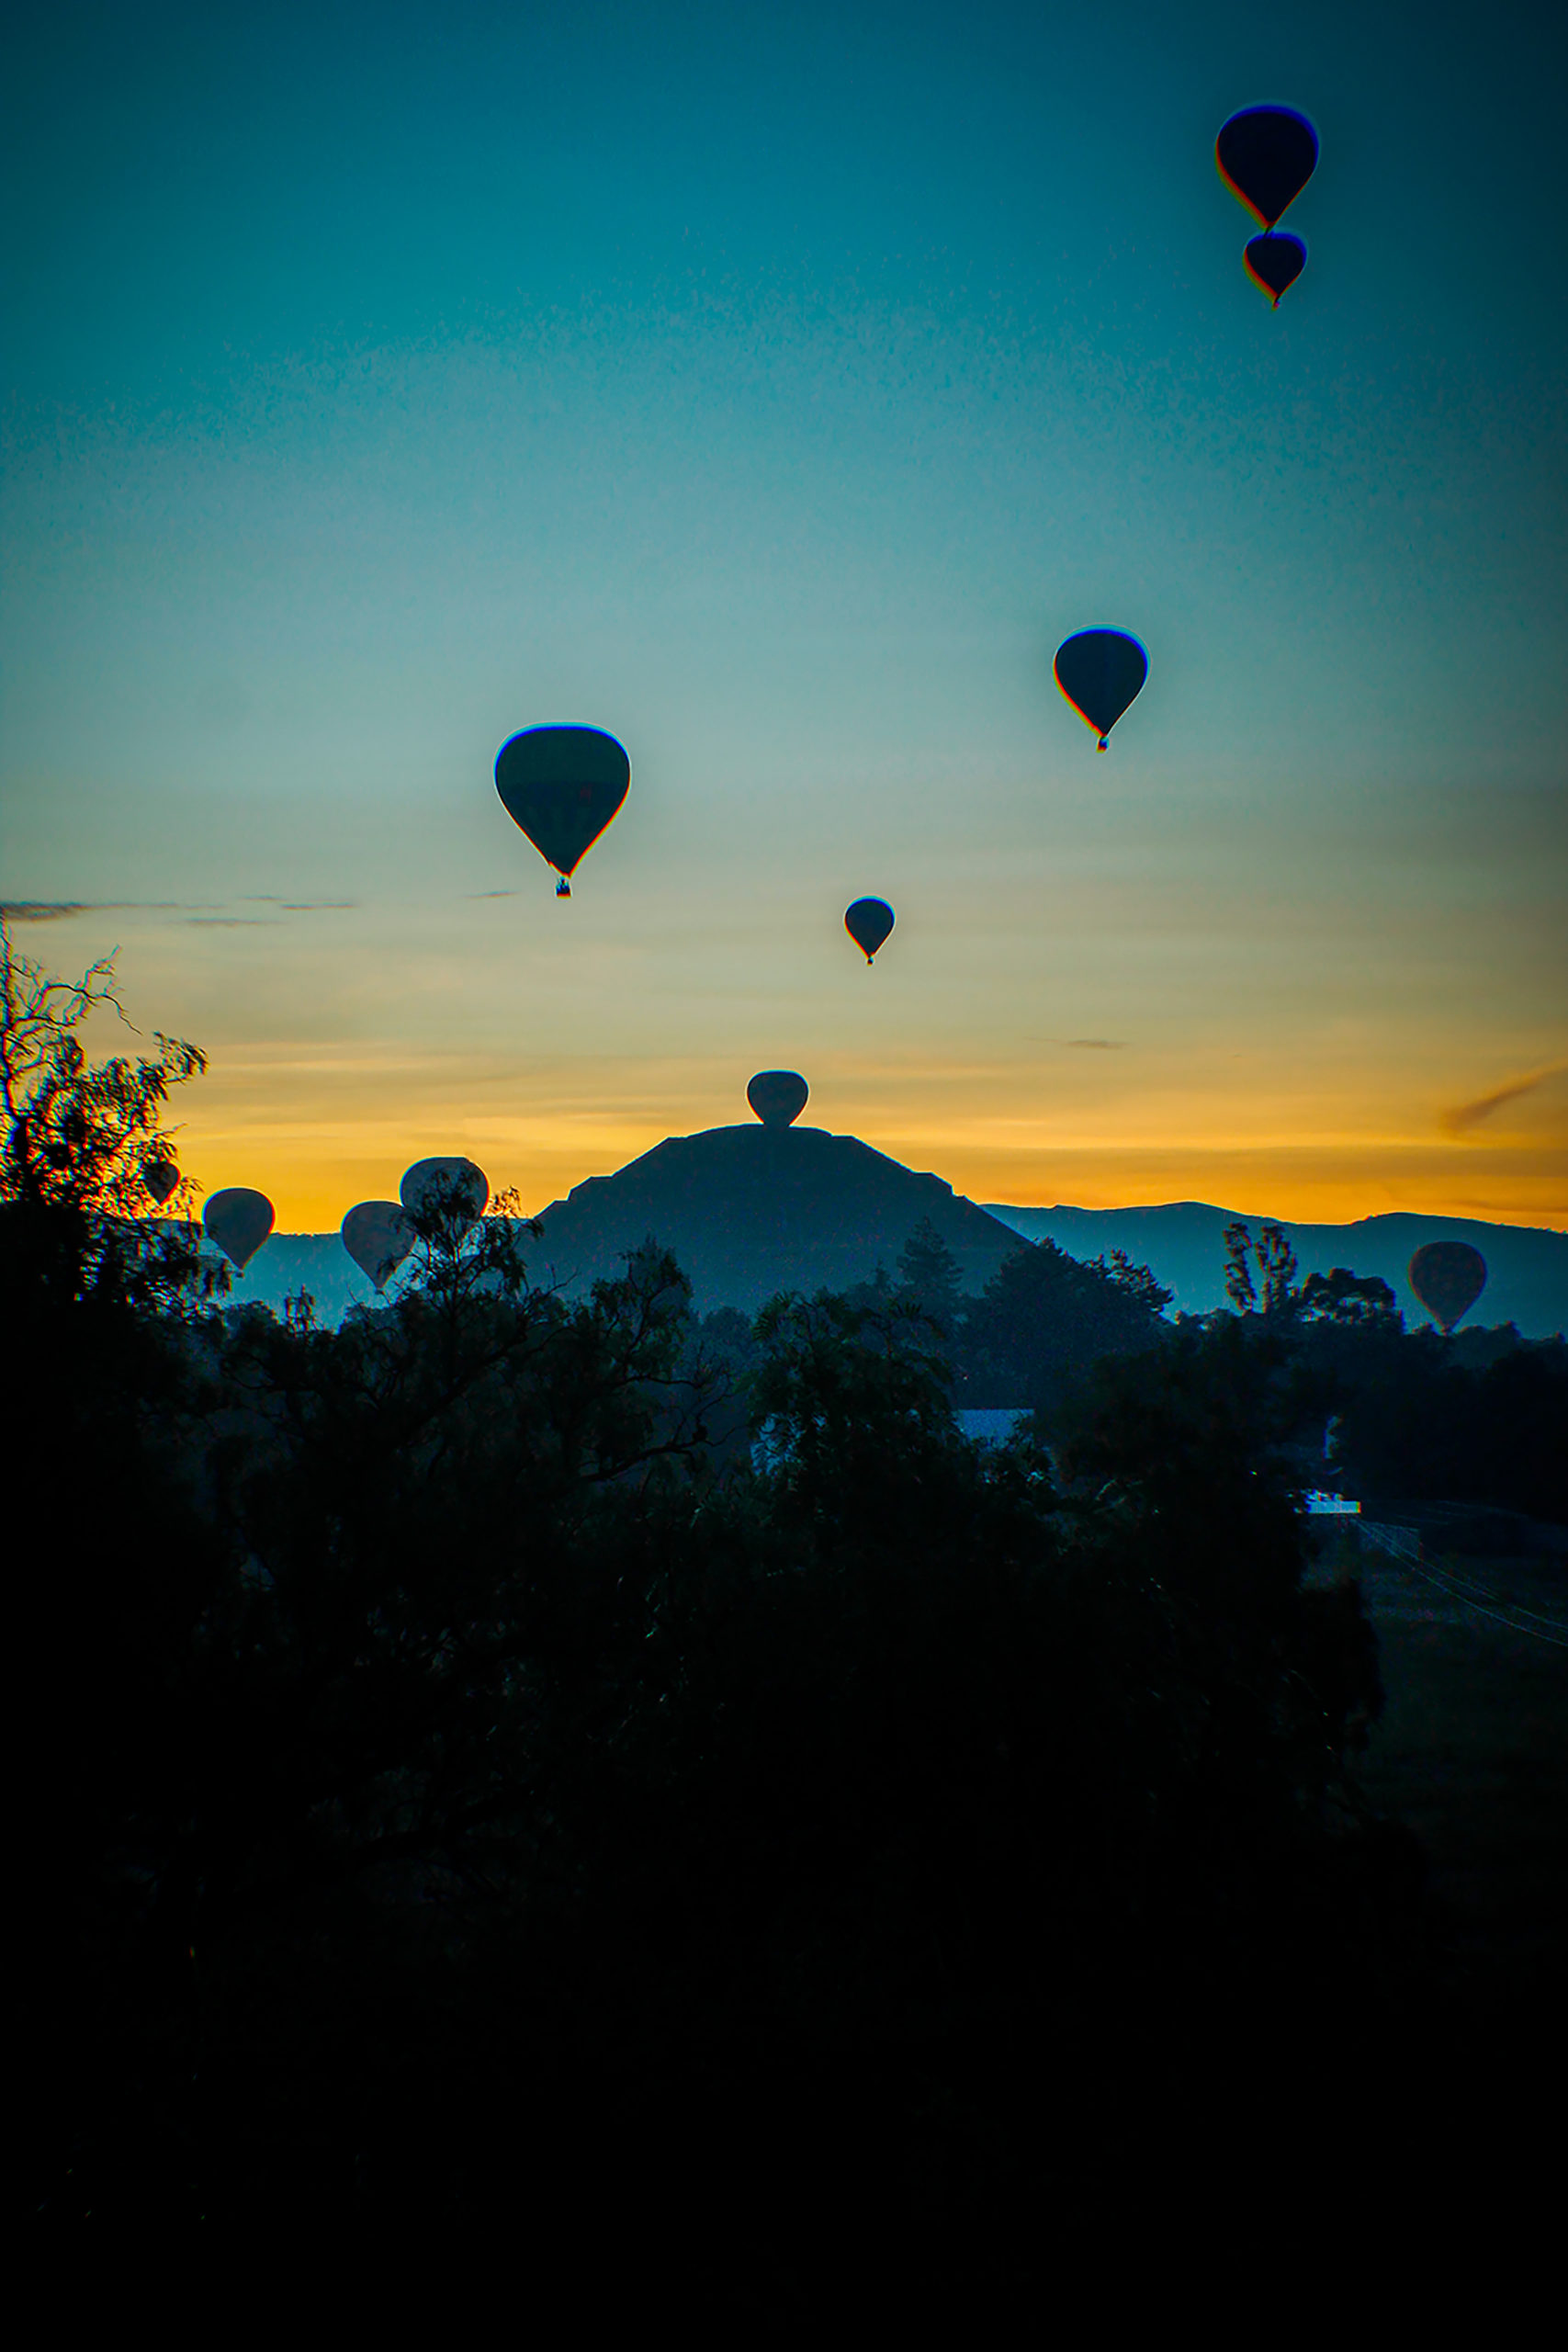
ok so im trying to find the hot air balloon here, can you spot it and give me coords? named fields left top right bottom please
left=747, top=1071, right=808, bottom=1129
left=204, top=1187, right=275, bottom=1272
left=1408, top=1241, right=1487, bottom=1334
left=342, top=1200, right=414, bottom=1291
left=845, top=899, right=895, bottom=964
left=1216, top=106, right=1318, bottom=228
left=400, top=1156, right=489, bottom=1238
left=1245, top=231, right=1307, bottom=307
left=495, top=725, right=629, bottom=897
left=143, top=1158, right=180, bottom=1207
left=1053, top=630, right=1148, bottom=750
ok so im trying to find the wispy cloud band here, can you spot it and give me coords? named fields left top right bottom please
left=1441, top=1060, right=1568, bottom=1134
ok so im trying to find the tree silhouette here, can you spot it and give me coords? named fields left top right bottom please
left=1, top=921, right=205, bottom=1221
left=1223, top=1218, right=1300, bottom=1317
left=896, top=1214, right=963, bottom=1330
left=1298, top=1265, right=1400, bottom=1327
left=960, top=1235, right=1170, bottom=1416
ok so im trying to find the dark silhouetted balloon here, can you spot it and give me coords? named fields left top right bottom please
left=1408, top=1240, right=1487, bottom=1333
left=204, top=1187, right=275, bottom=1271
left=845, top=898, right=895, bottom=963
left=400, top=1156, right=489, bottom=1237
left=1216, top=106, right=1318, bottom=228
left=342, top=1200, right=414, bottom=1290
left=1053, top=630, right=1148, bottom=750
left=495, top=725, right=630, bottom=897
left=1245, top=231, right=1307, bottom=307
left=143, top=1158, right=180, bottom=1206
left=747, top=1071, right=808, bottom=1128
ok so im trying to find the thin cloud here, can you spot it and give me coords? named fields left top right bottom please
left=467, top=889, right=519, bottom=899
left=1064, top=1037, right=1126, bottom=1050
left=1441, top=1059, right=1568, bottom=1134
left=183, top=916, right=278, bottom=928
left=241, top=897, right=359, bottom=911
left=1, top=899, right=209, bottom=920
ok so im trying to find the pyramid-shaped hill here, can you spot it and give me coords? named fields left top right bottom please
left=528, top=1125, right=1024, bottom=1311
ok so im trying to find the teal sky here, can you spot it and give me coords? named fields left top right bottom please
left=4, top=0, right=1564, bottom=1227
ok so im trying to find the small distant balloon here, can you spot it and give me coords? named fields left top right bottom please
left=342, top=1200, right=414, bottom=1291
left=1244, top=231, right=1307, bottom=307
left=1215, top=106, right=1318, bottom=229
left=1053, top=630, right=1148, bottom=750
left=143, top=1158, right=180, bottom=1207
left=494, top=725, right=630, bottom=897
left=845, top=899, right=895, bottom=964
left=1408, top=1241, right=1487, bottom=1334
left=748, top=1071, right=808, bottom=1129
left=204, top=1187, right=275, bottom=1272
left=400, top=1156, right=489, bottom=1237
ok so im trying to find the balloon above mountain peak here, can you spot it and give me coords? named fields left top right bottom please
left=495, top=725, right=629, bottom=896
left=748, top=1071, right=809, bottom=1128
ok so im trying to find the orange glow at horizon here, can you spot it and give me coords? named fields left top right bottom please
left=153, top=1046, right=1568, bottom=1236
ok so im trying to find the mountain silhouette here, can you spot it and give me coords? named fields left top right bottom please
left=530, top=1123, right=1021, bottom=1309
left=226, top=1153, right=1565, bottom=1337
left=984, top=1201, right=1568, bottom=1335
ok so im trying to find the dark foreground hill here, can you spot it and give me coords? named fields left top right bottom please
left=986, top=1201, right=1568, bottom=1337
left=529, top=1123, right=1021, bottom=1310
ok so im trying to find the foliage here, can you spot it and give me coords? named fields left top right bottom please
left=750, top=1284, right=957, bottom=1486
left=0, top=920, right=216, bottom=1317
left=1308, top=1320, right=1568, bottom=1520
left=1, top=921, right=205, bottom=1220
left=1298, top=1264, right=1401, bottom=1326
left=959, top=1234, right=1172, bottom=1416
left=1223, top=1216, right=1300, bottom=1316
left=895, top=1214, right=964, bottom=1330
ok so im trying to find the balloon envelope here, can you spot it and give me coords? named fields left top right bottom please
left=1408, top=1241, right=1487, bottom=1333
left=400, top=1156, right=489, bottom=1235
left=143, top=1158, right=180, bottom=1206
left=1245, top=231, right=1307, bottom=306
left=342, top=1200, right=414, bottom=1290
left=747, top=1071, right=808, bottom=1128
left=845, top=898, right=896, bottom=962
left=1216, top=106, right=1318, bottom=228
left=1053, top=630, right=1148, bottom=748
left=204, top=1187, right=275, bottom=1271
left=494, top=726, right=630, bottom=887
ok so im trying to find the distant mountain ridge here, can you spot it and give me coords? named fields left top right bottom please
left=224, top=1136, right=1567, bottom=1338
left=983, top=1202, right=1567, bottom=1337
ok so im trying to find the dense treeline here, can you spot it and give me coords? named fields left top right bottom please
left=1295, top=1309, right=1568, bottom=1521
left=0, top=930, right=1540, bottom=2271
left=731, top=1212, right=1566, bottom=1523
